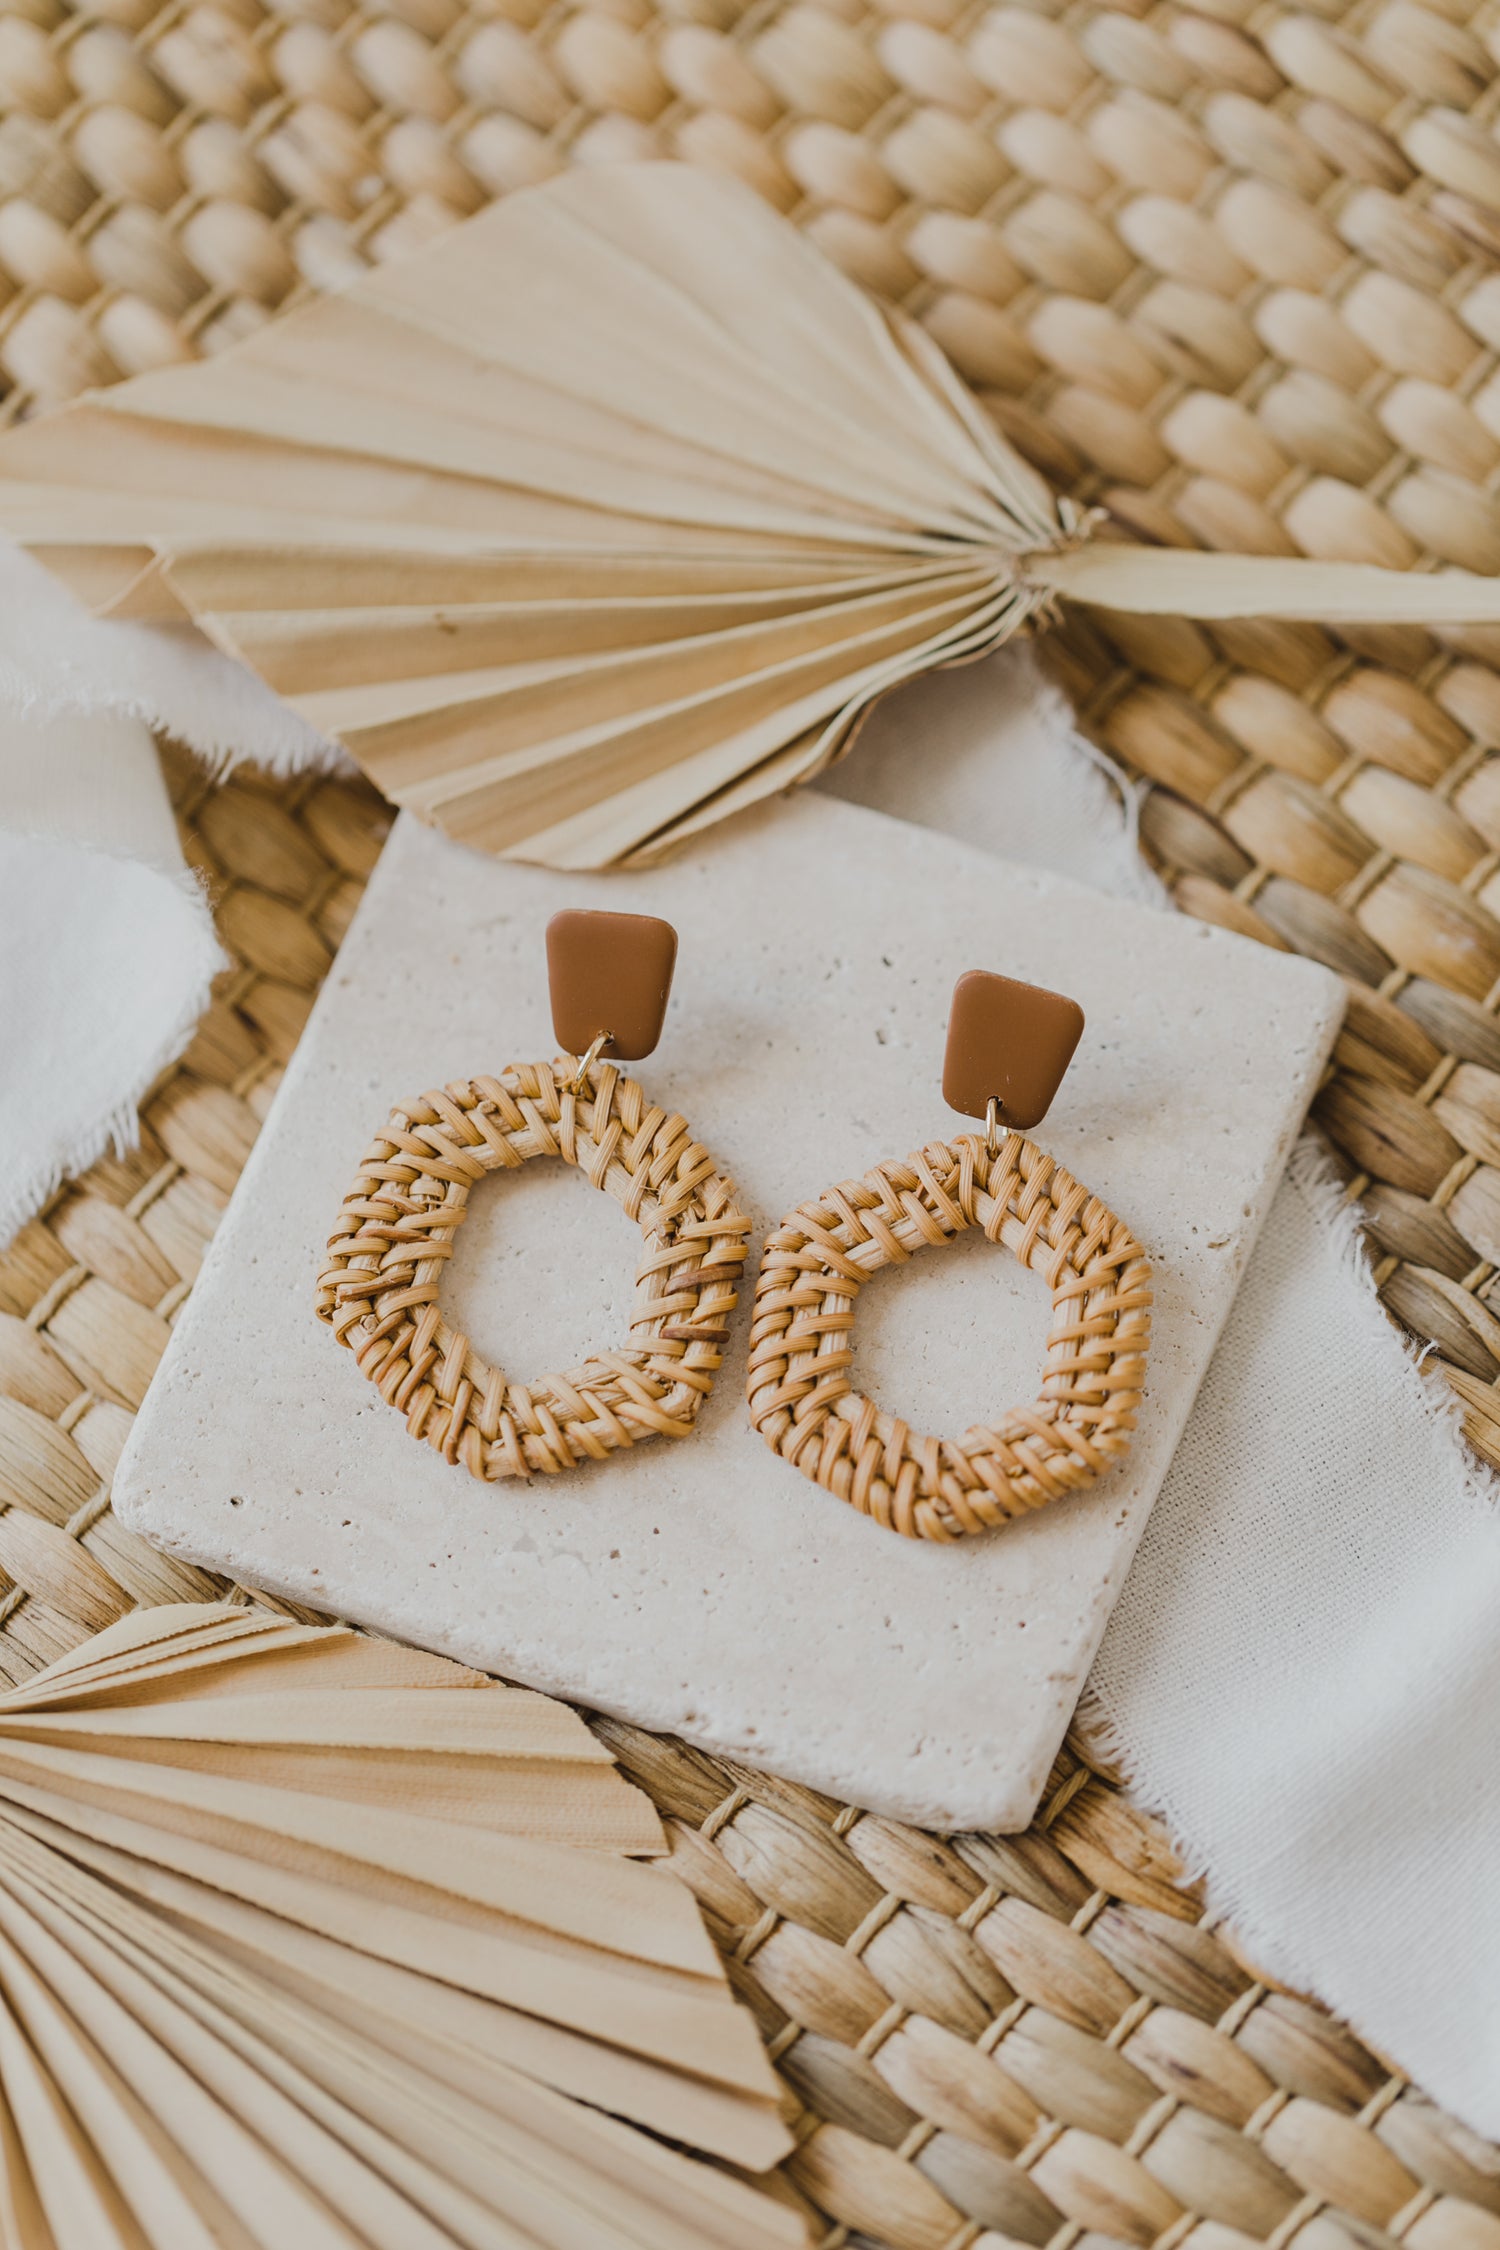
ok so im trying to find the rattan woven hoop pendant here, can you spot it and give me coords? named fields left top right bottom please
left=316, top=1058, right=750, bottom=1480
left=748, top=1130, right=1151, bottom=1541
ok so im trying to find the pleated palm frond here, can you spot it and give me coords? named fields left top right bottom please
left=0, top=162, right=1072, bottom=869
left=0, top=1602, right=801, bottom=2250
left=4, top=160, right=1498, bottom=869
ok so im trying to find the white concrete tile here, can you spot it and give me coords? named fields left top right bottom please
left=116, top=791, right=1341, bottom=1829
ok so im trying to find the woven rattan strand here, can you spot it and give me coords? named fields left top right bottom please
left=750, top=1133, right=1151, bottom=1539
left=3, top=751, right=1499, bottom=2248
left=315, top=1065, right=749, bottom=1478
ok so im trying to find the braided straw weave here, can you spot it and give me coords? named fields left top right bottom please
left=315, top=1062, right=749, bottom=1477
left=749, top=1131, right=1152, bottom=1539
left=3, top=752, right=1500, bottom=2247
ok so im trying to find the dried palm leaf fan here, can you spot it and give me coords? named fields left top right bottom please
left=0, top=1601, right=801, bottom=2250
left=5, top=165, right=1500, bottom=868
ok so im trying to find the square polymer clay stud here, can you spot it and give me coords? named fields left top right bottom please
left=546, top=909, right=678, bottom=1061
left=943, top=970, right=1085, bottom=1131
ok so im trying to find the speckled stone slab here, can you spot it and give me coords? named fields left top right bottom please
left=116, top=793, right=1341, bottom=1830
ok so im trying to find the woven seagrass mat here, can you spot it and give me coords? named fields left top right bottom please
left=7, top=0, right=1500, bottom=2236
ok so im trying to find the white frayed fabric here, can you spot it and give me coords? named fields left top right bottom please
left=0, top=538, right=336, bottom=1244
left=1091, top=1138, right=1500, bottom=2128
left=0, top=716, right=226, bottom=1246
left=0, top=543, right=337, bottom=777
left=830, top=643, right=1500, bottom=2140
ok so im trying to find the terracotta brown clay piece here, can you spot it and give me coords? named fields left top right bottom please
left=547, top=909, right=677, bottom=1061
left=943, top=970, right=1085, bottom=1130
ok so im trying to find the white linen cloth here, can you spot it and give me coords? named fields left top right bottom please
left=0, top=545, right=333, bottom=1240
left=5, top=542, right=1499, bottom=2137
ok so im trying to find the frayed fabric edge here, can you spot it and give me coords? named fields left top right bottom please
left=0, top=642, right=346, bottom=783
left=1078, top=1125, right=1500, bottom=2121
left=1283, top=1133, right=1500, bottom=1525
left=1018, top=648, right=1169, bottom=911
left=0, top=859, right=228, bottom=1250
left=0, top=539, right=344, bottom=782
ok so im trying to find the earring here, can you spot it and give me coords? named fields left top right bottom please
left=316, top=910, right=750, bottom=1481
left=747, top=972, right=1151, bottom=1542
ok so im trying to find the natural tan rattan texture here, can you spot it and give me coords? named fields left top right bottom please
left=4, top=754, right=1500, bottom=2248
left=749, top=1132, right=1151, bottom=1538
left=315, top=1064, right=749, bottom=1477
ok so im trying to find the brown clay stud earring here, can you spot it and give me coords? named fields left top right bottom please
left=316, top=910, right=750, bottom=1480
left=747, top=972, right=1152, bottom=1541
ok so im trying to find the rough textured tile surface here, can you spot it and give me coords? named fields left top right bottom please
left=116, top=793, right=1341, bottom=1829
